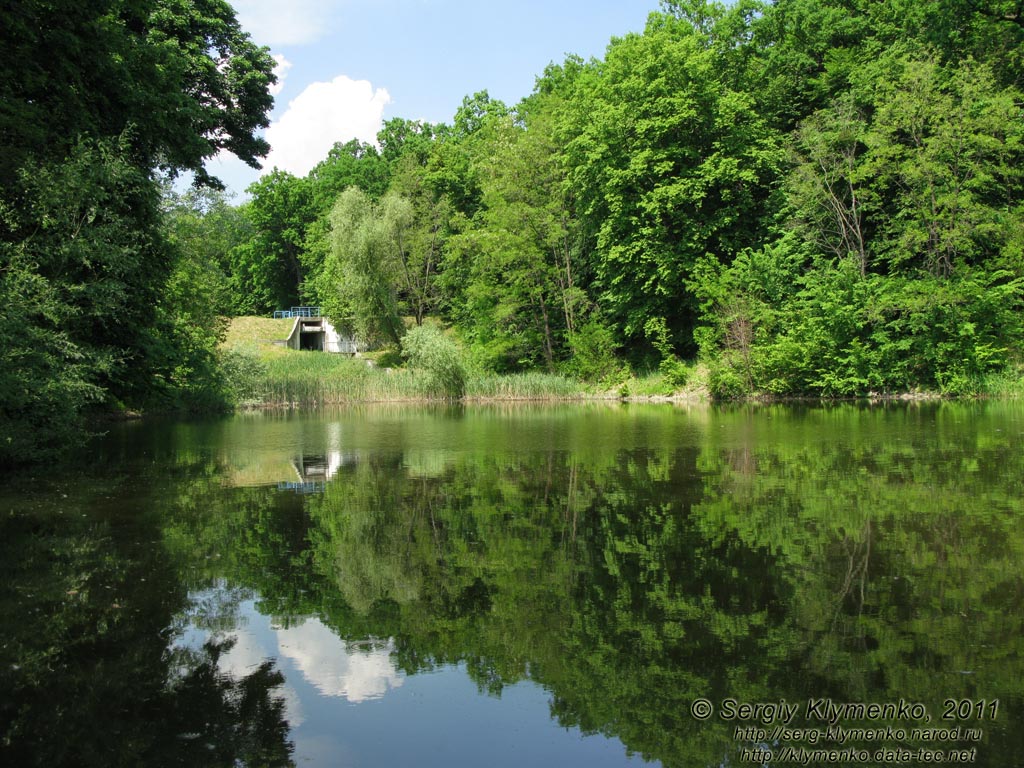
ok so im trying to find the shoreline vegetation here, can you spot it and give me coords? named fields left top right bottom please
left=222, top=319, right=604, bottom=407
left=4, top=1, right=1023, bottom=466
left=218, top=317, right=1022, bottom=411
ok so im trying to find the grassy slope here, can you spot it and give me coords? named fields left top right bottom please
left=221, top=317, right=589, bottom=404
left=221, top=317, right=712, bottom=405
left=222, top=317, right=295, bottom=350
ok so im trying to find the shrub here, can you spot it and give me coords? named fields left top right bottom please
left=707, top=361, right=747, bottom=400
left=401, top=325, right=468, bottom=399
left=220, top=345, right=268, bottom=405
left=565, top=316, right=621, bottom=382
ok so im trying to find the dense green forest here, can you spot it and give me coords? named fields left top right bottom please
left=3, top=0, right=1024, bottom=464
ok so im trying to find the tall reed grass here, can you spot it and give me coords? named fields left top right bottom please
left=257, top=353, right=436, bottom=405
left=465, top=371, right=589, bottom=400
left=981, top=365, right=1024, bottom=399
left=223, top=316, right=596, bottom=406
left=229, top=347, right=594, bottom=406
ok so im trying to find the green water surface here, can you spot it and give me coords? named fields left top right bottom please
left=2, top=402, right=1022, bottom=767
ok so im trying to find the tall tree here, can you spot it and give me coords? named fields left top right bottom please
left=307, top=140, right=390, bottom=211
left=162, top=186, right=252, bottom=315
left=452, top=101, right=589, bottom=372
left=787, top=94, right=872, bottom=275
left=387, top=158, right=451, bottom=327
left=378, top=118, right=437, bottom=167
left=562, top=10, right=783, bottom=356
left=862, top=55, right=1024, bottom=277
left=299, top=140, right=392, bottom=300
left=319, top=188, right=406, bottom=347
left=0, top=0, right=276, bottom=187
left=0, top=0, right=276, bottom=464
left=232, top=171, right=313, bottom=314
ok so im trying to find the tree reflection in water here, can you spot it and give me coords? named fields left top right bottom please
left=0, top=481, right=295, bottom=768
left=3, top=402, right=1024, bottom=767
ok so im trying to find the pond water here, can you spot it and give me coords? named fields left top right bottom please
left=2, top=402, right=1023, bottom=767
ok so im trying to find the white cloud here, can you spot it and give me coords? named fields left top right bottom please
left=269, top=54, right=293, bottom=97
left=233, top=0, right=342, bottom=46
left=214, top=628, right=306, bottom=727
left=277, top=620, right=404, bottom=703
left=263, top=76, right=391, bottom=177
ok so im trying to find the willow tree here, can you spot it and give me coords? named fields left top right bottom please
left=319, top=188, right=412, bottom=347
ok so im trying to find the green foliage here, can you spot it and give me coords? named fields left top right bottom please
left=564, top=316, right=622, bottom=383
left=983, top=364, right=1024, bottom=398
left=643, top=317, right=690, bottom=387
left=418, top=92, right=509, bottom=226
left=299, top=141, right=394, bottom=300
left=308, top=140, right=390, bottom=209
left=382, top=158, right=450, bottom=324
left=751, top=0, right=1024, bottom=131
left=219, top=345, right=268, bottom=406
left=863, top=56, right=1023, bottom=276
left=561, top=13, right=785, bottom=352
left=878, top=271, right=1023, bottom=395
left=319, top=187, right=405, bottom=346
left=1, top=0, right=276, bottom=463
left=701, top=253, right=1023, bottom=397
left=447, top=102, right=587, bottom=373
left=786, top=93, right=872, bottom=273
left=232, top=171, right=313, bottom=314
left=378, top=118, right=437, bottom=166
left=162, top=186, right=250, bottom=315
left=0, top=247, right=106, bottom=463
left=148, top=185, right=266, bottom=412
left=314, top=180, right=447, bottom=346
left=690, top=48, right=1024, bottom=398
left=0, top=0, right=276, bottom=188
left=1, top=139, right=161, bottom=463
left=401, top=324, right=468, bottom=399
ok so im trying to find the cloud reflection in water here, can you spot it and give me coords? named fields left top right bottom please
left=276, top=620, right=404, bottom=703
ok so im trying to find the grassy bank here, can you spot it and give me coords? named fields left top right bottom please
left=221, top=318, right=598, bottom=406
left=258, top=353, right=429, bottom=404
left=220, top=317, right=1023, bottom=407
left=981, top=364, right=1024, bottom=399
left=466, top=372, right=591, bottom=400
left=222, top=316, right=296, bottom=348
left=229, top=351, right=597, bottom=406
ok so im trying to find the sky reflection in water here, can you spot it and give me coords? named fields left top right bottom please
left=3, top=402, right=1024, bottom=767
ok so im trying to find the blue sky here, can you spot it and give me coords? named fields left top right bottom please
left=209, top=0, right=660, bottom=196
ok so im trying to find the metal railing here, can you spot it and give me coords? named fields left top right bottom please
left=273, top=306, right=321, bottom=319
left=276, top=481, right=327, bottom=494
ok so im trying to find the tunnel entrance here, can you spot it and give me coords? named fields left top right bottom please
left=299, top=330, right=325, bottom=351
left=276, top=309, right=360, bottom=354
